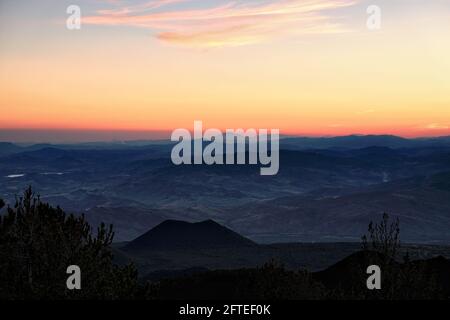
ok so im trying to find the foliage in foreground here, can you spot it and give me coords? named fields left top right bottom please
left=0, top=187, right=140, bottom=299
left=148, top=213, right=448, bottom=300
left=0, top=189, right=448, bottom=300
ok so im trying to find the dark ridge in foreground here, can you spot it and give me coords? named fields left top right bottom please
left=124, top=219, right=257, bottom=252
left=146, top=252, right=450, bottom=300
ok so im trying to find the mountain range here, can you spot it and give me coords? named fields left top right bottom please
left=1, top=134, right=450, bottom=243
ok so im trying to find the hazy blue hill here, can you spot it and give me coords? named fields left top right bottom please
left=429, top=171, right=450, bottom=191
left=281, top=135, right=450, bottom=150
left=2, top=136, right=450, bottom=243
left=0, top=142, right=23, bottom=156
left=226, top=170, right=450, bottom=243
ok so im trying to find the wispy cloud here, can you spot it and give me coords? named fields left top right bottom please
left=97, top=0, right=186, bottom=16
left=424, top=123, right=449, bottom=130
left=83, top=0, right=358, bottom=47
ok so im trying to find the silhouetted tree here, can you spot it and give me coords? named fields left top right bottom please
left=362, top=212, right=400, bottom=259
left=0, top=187, right=139, bottom=300
left=358, top=213, right=443, bottom=300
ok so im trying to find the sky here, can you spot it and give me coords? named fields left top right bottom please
left=0, top=0, right=449, bottom=142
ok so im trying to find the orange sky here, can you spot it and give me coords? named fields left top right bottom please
left=0, top=0, right=449, bottom=140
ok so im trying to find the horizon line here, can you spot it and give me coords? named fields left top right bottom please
left=1, top=128, right=450, bottom=145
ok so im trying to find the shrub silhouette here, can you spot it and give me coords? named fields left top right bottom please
left=147, top=260, right=325, bottom=300
left=0, top=187, right=139, bottom=300
left=362, top=212, right=400, bottom=259
left=357, top=213, right=443, bottom=299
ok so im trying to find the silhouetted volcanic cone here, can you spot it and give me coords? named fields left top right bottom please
left=124, top=219, right=256, bottom=252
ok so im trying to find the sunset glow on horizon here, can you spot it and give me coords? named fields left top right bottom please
left=1, top=0, right=449, bottom=142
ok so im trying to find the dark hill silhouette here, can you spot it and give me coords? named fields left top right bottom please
left=313, top=251, right=450, bottom=298
left=410, top=255, right=450, bottom=296
left=312, top=251, right=392, bottom=290
left=123, top=219, right=257, bottom=252
left=144, top=252, right=450, bottom=300
left=143, top=267, right=209, bottom=282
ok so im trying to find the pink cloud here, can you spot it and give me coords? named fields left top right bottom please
left=83, top=0, right=358, bottom=47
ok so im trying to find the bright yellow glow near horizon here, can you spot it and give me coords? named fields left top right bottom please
left=0, top=0, right=449, bottom=139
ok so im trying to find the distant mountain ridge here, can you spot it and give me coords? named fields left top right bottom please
left=281, top=135, right=450, bottom=150
left=2, top=134, right=450, bottom=153
left=124, top=219, right=257, bottom=252
left=2, top=135, right=450, bottom=243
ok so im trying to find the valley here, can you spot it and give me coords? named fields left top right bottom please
left=1, top=135, right=450, bottom=243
